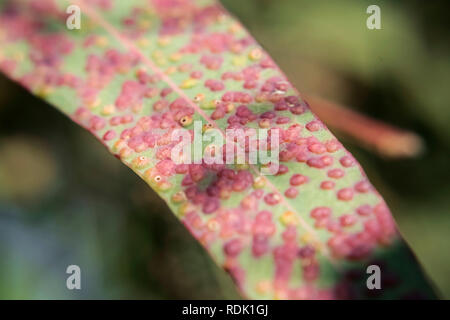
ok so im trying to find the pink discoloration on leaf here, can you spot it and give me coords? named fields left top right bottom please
left=0, top=0, right=435, bottom=300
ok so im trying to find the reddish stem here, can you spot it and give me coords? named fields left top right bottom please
left=304, top=94, right=424, bottom=158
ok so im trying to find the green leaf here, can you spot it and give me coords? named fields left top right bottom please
left=0, top=0, right=436, bottom=299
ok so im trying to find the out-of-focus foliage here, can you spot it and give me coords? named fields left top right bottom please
left=0, top=0, right=449, bottom=298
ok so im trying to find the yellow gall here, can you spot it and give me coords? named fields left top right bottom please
left=13, top=51, right=24, bottom=61
left=144, top=87, right=158, bottom=98
left=312, top=241, right=325, bottom=253
left=157, top=181, right=172, bottom=192
left=137, top=38, right=150, bottom=48
left=217, top=13, right=227, bottom=23
left=259, top=119, right=271, bottom=128
left=280, top=211, right=298, bottom=226
left=199, top=100, right=214, bottom=110
left=255, top=92, right=269, bottom=103
left=36, top=85, right=53, bottom=98
left=138, top=19, right=152, bottom=30
left=225, top=103, right=235, bottom=113
left=199, top=233, right=212, bottom=246
left=157, top=36, right=171, bottom=47
left=241, top=196, right=254, bottom=210
left=101, top=104, right=116, bottom=116
left=180, top=78, right=198, bottom=89
left=132, top=156, right=150, bottom=169
left=132, top=102, right=143, bottom=114
left=112, top=139, right=126, bottom=152
left=228, top=22, right=242, bottom=34
left=153, top=100, right=167, bottom=111
left=143, top=168, right=156, bottom=182
left=152, top=50, right=163, bottom=59
left=171, top=191, right=186, bottom=204
left=300, top=232, right=314, bottom=244
left=155, top=58, right=167, bottom=66
left=269, top=92, right=284, bottom=102
left=143, top=7, right=154, bottom=15
left=95, top=36, right=108, bottom=47
left=231, top=43, right=244, bottom=54
left=178, top=202, right=195, bottom=217
left=145, top=172, right=172, bottom=192
left=88, top=97, right=101, bottom=109
left=219, top=188, right=231, bottom=200
left=235, top=163, right=249, bottom=170
left=169, top=52, right=182, bottom=62
left=256, top=281, right=272, bottom=294
left=202, top=123, right=214, bottom=133
left=179, top=115, right=193, bottom=127
left=118, top=65, right=130, bottom=74
left=274, top=289, right=288, bottom=300
left=207, top=219, right=220, bottom=232
left=249, top=48, right=262, bottom=61
left=193, top=93, right=205, bottom=103
left=232, top=55, right=247, bottom=66
left=253, top=176, right=266, bottom=189
left=178, top=64, right=191, bottom=73
left=165, top=66, right=177, bottom=75
left=119, top=147, right=133, bottom=159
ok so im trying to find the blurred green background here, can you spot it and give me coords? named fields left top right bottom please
left=0, top=0, right=449, bottom=299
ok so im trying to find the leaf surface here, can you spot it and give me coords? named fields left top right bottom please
left=0, top=0, right=435, bottom=299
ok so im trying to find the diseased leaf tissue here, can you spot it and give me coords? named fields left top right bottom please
left=0, top=0, right=435, bottom=299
